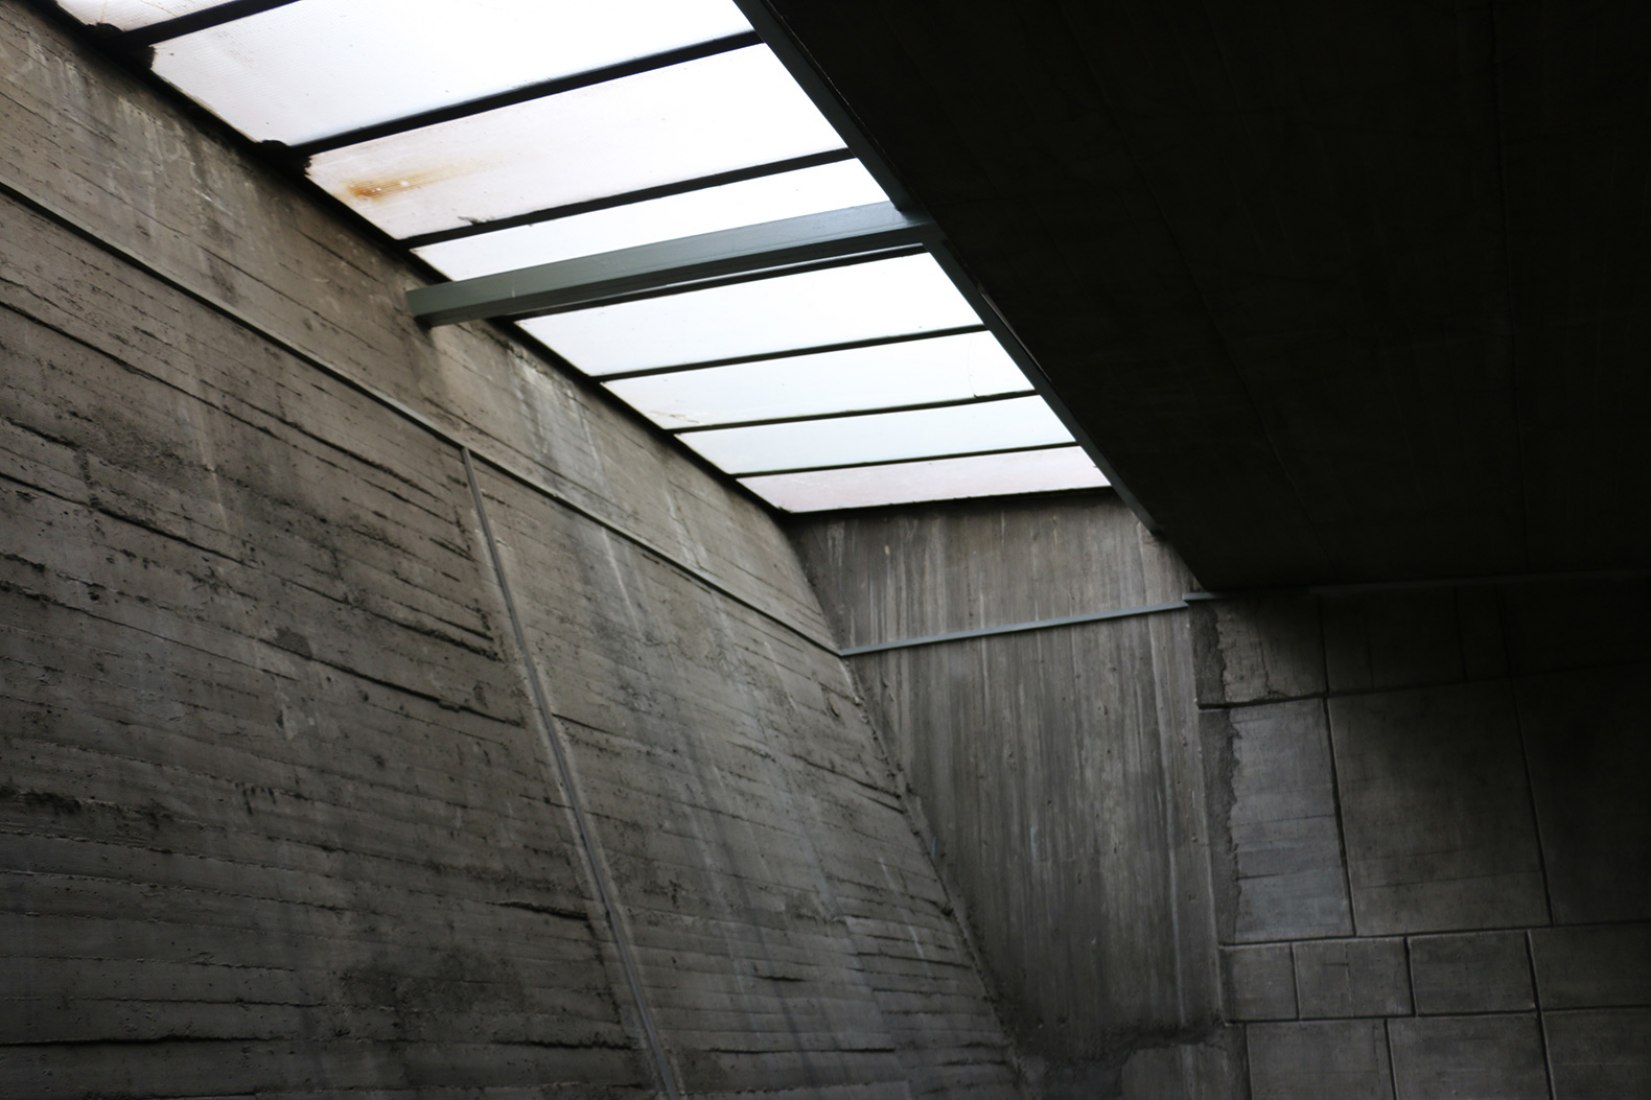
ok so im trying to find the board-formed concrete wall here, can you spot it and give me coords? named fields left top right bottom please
left=1191, top=579, right=1651, bottom=1100
left=790, top=496, right=1240, bottom=1098
left=0, top=6, right=1021, bottom=1097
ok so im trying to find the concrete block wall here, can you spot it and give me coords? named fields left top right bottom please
left=791, top=496, right=1240, bottom=1099
left=1194, top=580, right=1651, bottom=1099
left=0, top=5, right=1021, bottom=1096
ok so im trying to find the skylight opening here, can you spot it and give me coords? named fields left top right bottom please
left=307, top=45, right=845, bottom=239
left=149, top=0, right=754, bottom=145
left=49, top=0, right=1113, bottom=513
left=518, top=253, right=980, bottom=376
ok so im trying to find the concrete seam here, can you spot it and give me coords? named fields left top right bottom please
left=1508, top=679, right=1557, bottom=927
left=461, top=447, right=682, bottom=1100
left=1320, top=694, right=1360, bottom=937
left=1528, top=930, right=1559, bottom=1100
left=0, top=174, right=838, bottom=660
left=1384, top=1017, right=1401, bottom=1100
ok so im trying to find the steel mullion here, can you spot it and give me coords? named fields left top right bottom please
left=591, top=325, right=989, bottom=382
left=663, top=390, right=1035, bottom=435
left=727, top=442, right=1076, bottom=479
left=400, top=150, right=857, bottom=251
left=290, top=32, right=761, bottom=160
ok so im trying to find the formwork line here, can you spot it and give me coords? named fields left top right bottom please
left=462, top=448, right=682, bottom=1100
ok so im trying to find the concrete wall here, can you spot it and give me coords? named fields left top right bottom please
left=0, top=6, right=1021, bottom=1097
left=791, top=495, right=1240, bottom=1098
left=1193, top=580, right=1651, bottom=1099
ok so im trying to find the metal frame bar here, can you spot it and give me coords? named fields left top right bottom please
left=401, top=149, right=855, bottom=250
left=125, top=0, right=300, bottom=47
left=730, top=441, right=1077, bottom=479
left=290, top=32, right=761, bottom=159
left=840, top=601, right=1188, bottom=657
left=593, top=324, right=988, bottom=382
left=408, top=202, right=938, bottom=327
left=661, top=388, right=1035, bottom=435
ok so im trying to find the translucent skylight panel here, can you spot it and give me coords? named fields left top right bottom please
left=605, top=332, right=1030, bottom=430
left=678, top=396, right=1072, bottom=474
left=308, top=46, right=843, bottom=239
left=520, top=254, right=979, bottom=375
left=742, top=447, right=1108, bottom=512
left=55, top=0, right=226, bottom=30
left=152, top=0, right=753, bottom=145
left=415, top=162, right=887, bottom=279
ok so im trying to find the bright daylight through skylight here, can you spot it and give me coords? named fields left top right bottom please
left=54, top=0, right=1108, bottom=510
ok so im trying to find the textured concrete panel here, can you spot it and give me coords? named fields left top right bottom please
left=1502, top=579, right=1651, bottom=675
left=1531, top=923, right=1651, bottom=1009
left=1409, top=931, right=1534, bottom=1014
left=1294, top=938, right=1411, bottom=1018
left=1330, top=682, right=1547, bottom=933
left=1190, top=596, right=1325, bottom=706
left=1119, top=1030, right=1248, bottom=1100
left=1221, top=944, right=1297, bottom=1021
left=1545, top=1008, right=1651, bottom=1100
left=1519, top=665, right=1651, bottom=923
left=1388, top=1015, right=1548, bottom=1100
left=1201, top=701, right=1353, bottom=942
left=1322, top=589, right=1463, bottom=693
left=1246, top=1020, right=1393, bottom=1100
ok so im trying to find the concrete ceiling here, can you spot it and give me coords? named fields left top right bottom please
left=766, top=0, right=1651, bottom=590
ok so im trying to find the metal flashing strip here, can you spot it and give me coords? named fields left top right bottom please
left=408, top=202, right=938, bottom=326
left=839, top=600, right=1188, bottom=657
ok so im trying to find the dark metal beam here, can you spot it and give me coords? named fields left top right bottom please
left=594, top=324, right=989, bottom=382
left=664, top=389, right=1034, bottom=434
left=292, top=32, right=761, bottom=159
left=400, top=149, right=855, bottom=251
left=408, top=202, right=938, bottom=327
left=730, top=441, right=1077, bottom=479
left=126, top=0, right=301, bottom=47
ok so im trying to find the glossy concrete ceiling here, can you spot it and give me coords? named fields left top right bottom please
left=766, top=0, right=1651, bottom=589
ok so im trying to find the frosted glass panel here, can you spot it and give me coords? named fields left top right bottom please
left=309, top=46, right=842, bottom=238
left=56, top=0, right=226, bottom=30
left=743, top=447, right=1107, bottom=512
left=680, top=396, right=1071, bottom=474
left=153, top=0, right=753, bottom=144
left=416, top=161, right=886, bottom=278
left=606, top=332, right=1029, bottom=429
left=520, top=254, right=979, bottom=375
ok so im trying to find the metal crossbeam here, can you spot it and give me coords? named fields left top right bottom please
left=406, top=202, right=939, bottom=327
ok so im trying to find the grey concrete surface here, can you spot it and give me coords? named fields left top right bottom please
left=792, top=497, right=1219, bottom=1096
left=1530, top=924, right=1651, bottom=1010
left=1388, top=1015, right=1549, bottom=1100
left=1199, top=701, right=1352, bottom=943
left=0, top=6, right=1022, bottom=1097
left=1245, top=1020, right=1394, bottom=1100
left=1219, top=945, right=1296, bottom=1022
left=1408, top=931, right=1534, bottom=1015
left=1292, top=938, right=1411, bottom=1019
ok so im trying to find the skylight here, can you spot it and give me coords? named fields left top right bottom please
left=52, top=0, right=1108, bottom=511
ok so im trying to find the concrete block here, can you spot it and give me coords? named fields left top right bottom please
left=1221, top=944, right=1296, bottom=1021
left=1518, top=665, right=1651, bottom=923
left=1294, top=937, right=1411, bottom=1019
left=1191, top=595, right=1325, bottom=706
left=1322, top=589, right=1462, bottom=693
left=1530, top=923, right=1651, bottom=1009
left=1409, top=930, right=1533, bottom=1014
left=1119, top=1029, right=1248, bottom=1100
left=1330, top=682, right=1547, bottom=934
left=1200, top=701, right=1353, bottom=943
left=1388, top=1015, right=1548, bottom=1100
left=1246, top=1019, right=1393, bottom=1100
left=1455, top=586, right=1508, bottom=681
left=1502, top=578, right=1651, bottom=675
left=1545, top=1008, right=1651, bottom=1100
